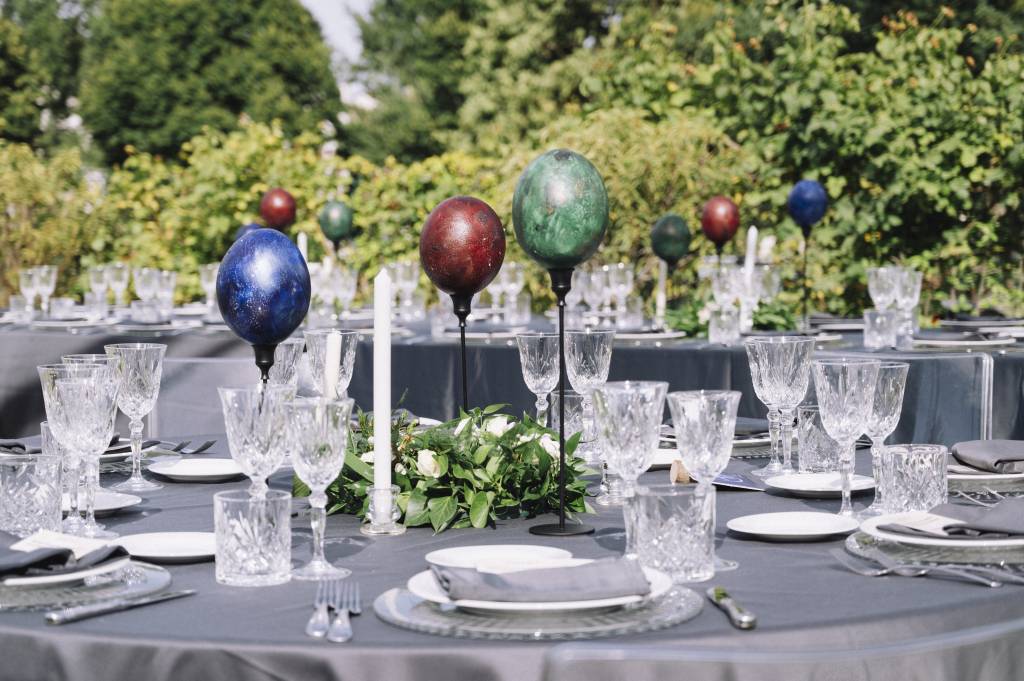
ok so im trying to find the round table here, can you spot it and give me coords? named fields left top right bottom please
left=2, top=437, right=1023, bottom=681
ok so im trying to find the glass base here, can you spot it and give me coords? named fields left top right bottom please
left=292, top=560, right=351, bottom=581
left=593, top=491, right=625, bottom=507
left=80, top=521, right=117, bottom=539
left=360, top=521, right=406, bottom=536
left=113, top=475, right=162, bottom=492
left=856, top=504, right=886, bottom=521
left=714, top=556, right=739, bottom=572
left=217, top=573, right=291, bottom=587
left=750, top=461, right=784, bottom=478
left=61, top=515, right=85, bottom=533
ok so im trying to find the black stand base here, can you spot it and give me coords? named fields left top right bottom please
left=451, top=293, right=472, bottom=413
left=253, top=343, right=277, bottom=384
left=529, top=522, right=595, bottom=537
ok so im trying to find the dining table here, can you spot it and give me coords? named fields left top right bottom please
left=1, top=435, right=1023, bottom=681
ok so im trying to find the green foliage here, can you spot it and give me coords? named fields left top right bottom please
left=78, top=0, right=340, bottom=164
left=0, top=17, right=48, bottom=144
left=293, top=407, right=590, bottom=533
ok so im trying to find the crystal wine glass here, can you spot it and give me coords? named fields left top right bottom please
left=104, top=343, right=167, bottom=492
left=744, top=336, right=816, bottom=478
left=515, top=333, right=559, bottom=425
left=593, top=381, right=668, bottom=557
left=89, top=266, right=109, bottom=303
left=566, top=329, right=616, bottom=499
left=812, top=358, right=881, bottom=516
left=861, top=361, right=909, bottom=518
left=582, top=267, right=604, bottom=324
left=107, top=263, right=130, bottom=308
left=287, top=397, right=354, bottom=579
left=336, top=266, right=357, bottom=318
left=503, top=262, right=525, bottom=324
left=893, top=268, right=923, bottom=346
left=18, top=268, right=37, bottom=314
left=219, top=384, right=291, bottom=497
left=304, top=329, right=359, bottom=398
left=266, top=337, right=305, bottom=390
left=668, top=389, right=740, bottom=572
left=55, top=373, right=120, bottom=537
left=36, top=265, right=57, bottom=316
left=199, top=263, right=219, bottom=310
left=37, top=363, right=97, bottom=535
left=867, top=266, right=898, bottom=311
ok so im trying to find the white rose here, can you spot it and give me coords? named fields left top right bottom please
left=453, top=417, right=471, bottom=436
left=484, top=415, right=513, bottom=437
left=395, top=463, right=407, bottom=475
left=416, top=449, right=441, bottom=478
left=516, top=432, right=539, bottom=446
left=359, top=451, right=374, bottom=463
left=698, top=305, right=712, bottom=324
left=538, top=434, right=559, bottom=458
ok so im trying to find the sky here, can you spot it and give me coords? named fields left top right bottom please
left=300, top=0, right=375, bottom=107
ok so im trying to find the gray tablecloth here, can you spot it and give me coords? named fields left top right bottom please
left=0, top=324, right=1011, bottom=448
left=1, top=439, right=1023, bottom=681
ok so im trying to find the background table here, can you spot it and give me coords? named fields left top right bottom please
left=0, top=323, right=1015, bottom=448
left=1, top=437, right=1023, bottom=681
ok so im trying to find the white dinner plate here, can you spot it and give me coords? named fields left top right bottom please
left=424, top=544, right=573, bottom=570
left=650, top=449, right=678, bottom=470
left=816, top=322, right=864, bottom=332
left=1, top=556, right=131, bottom=587
left=117, top=532, right=216, bottom=564
left=614, top=331, right=688, bottom=341
left=912, top=337, right=1016, bottom=348
left=948, top=466, right=1024, bottom=481
left=733, top=434, right=772, bottom=449
left=147, top=458, right=244, bottom=482
left=407, top=562, right=672, bottom=613
left=30, top=318, right=115, bottom=329
left=62, top=490, right=141, bottom=517
left=860, top=513, right=1024, bottom=549
left=764, top=472, right=875, bottom=498
left=173, top=304, right=210, bottom=316
left=940, top=318, right=1024, bottom=329
left=727, top=512, right=858, bottom=541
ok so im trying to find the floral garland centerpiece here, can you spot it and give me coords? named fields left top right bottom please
left=293, top=405, right=591, bottom=532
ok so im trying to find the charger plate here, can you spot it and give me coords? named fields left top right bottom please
left=0, top=561, right=170, bottom=611
left=374, top=586, right=702, bottom=641
left=845, top=532, right=1024, bottom=566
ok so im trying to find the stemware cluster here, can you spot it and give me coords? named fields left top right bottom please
left=568, top=263, right=640, bottom=329
left=703, top=263, right=780, bottom=337
left=18, top=265, right=57, bottom=316
left=486, top=261, right=527, bottom=325
left=565, top=329, right=615, bottom=478
left=744, top=336, right=815, bottom=478
left=308, top=263, right=359, bottom=322
left=866, top=266, right=922, bottom=348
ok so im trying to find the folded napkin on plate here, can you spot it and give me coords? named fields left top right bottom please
left=0, top=440, right=41, bottom=454
left=878, top=498, right=1024, bottom=540
left=431, top=558, right=650, bottom=603
left=951, top=440, right=1024, bottom=474
left=0, top=530, right=128, bottom=577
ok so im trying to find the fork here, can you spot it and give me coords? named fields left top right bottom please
left=327, top=581, right=355, bottom=643
left=180, top=440, right=216, bottom=455
left=305, top=580, right=331, bottom=638
left=831, top=550, right=1002, bottom=587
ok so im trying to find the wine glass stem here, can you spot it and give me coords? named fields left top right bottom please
left=780, top=409, right=795, bottom=471
left=310, top=492, right=327, bottom=564
left=622, top=479, right=638, bottom=557
left=767, top=409, right=782, bottom=469
left=129, top=418, right=144, bottom=480
left=535, top=395, right=549, bottom=427
left=840, top=441, right=855, bottom=516
left=871, top=437, right=885, bottom=509
left=582, top=393, right=595, bottom=443
left=83, top=457, right=98, bottom=525
left=701, top=481, right=718, bottom=561
left=67, top=458, right=82, bottom=519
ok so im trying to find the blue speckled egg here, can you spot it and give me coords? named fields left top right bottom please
left=216, top=228, right=311, bottom=346
left=787, top=180, right=828, bottom=229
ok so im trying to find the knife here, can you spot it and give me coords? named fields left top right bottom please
left=706, top=586, right=757, bottom=630
left=45, top=590, right=196, bottom=625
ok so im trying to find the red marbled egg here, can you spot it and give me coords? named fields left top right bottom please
left=419, top=196, right=506, bottom=297
left=700, top=196, right=740, bottom=248
left=259, top=188, right=297, bottom=230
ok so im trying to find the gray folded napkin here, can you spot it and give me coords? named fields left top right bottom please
left=431, top=558, right=650, bottom=603
left=952, top=440, right=1024, bottom=474
left=1, top=433, right=127, bottom=455
left=878, top=498, right=1024, bottom=540
left=0, top=531, right=128, bottom=577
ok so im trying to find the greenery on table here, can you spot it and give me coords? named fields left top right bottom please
left=2, top=1, right=1024, bottom=323
left=292, top=406, right=591, bottom=533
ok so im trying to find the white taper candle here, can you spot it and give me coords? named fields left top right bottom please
left=373, top=269, right=392, bottom=490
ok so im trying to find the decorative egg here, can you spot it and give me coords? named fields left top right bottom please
left=420, top=196, right=505, bottom=298
left=651, top=213, right=692, bottom=268
left=318, top=200, right=355, bottom=247
left=234, top=223, right=262, bottom=242
left=700, top=196, right=740, bottom=250
left=259, top=188, right=297, bottom=230
left=787, top=180, right=828, bottom=233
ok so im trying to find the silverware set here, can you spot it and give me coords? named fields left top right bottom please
left=831, top=549, right=1024, bottom=587
left=306, top=580, right=361, bottom=642
left=952, top=488, right=1023, bottom=508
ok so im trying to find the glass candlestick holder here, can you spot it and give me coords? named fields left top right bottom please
left=360, top=484, right=406, bottom=536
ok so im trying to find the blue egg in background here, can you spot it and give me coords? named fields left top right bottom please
left=216, top=228, right=311, bottom=346
left=787, top=179, right=828, bottom=229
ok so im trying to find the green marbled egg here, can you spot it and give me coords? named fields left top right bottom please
left=651, top=213, right=691, bottom=267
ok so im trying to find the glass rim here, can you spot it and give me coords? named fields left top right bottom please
left=0, top=452, right=61, bottom=463
left=303, top=328, right=359, bottom=337
left=514, top=332, right=558, bottom=338
left=214, top=488, right=291, bottom=503
left=62, top=353, right=117, bottom=362
left=274, top=337, right=307, bottom=346
left=104, top=342, right=167, bottom=351
left=885, top=444, right=948, bottom=454
left=812, top=357, right=881, bottom=366
left=37, top=362, right=104, bottom=372
left=877, top=361, right=910, bottom=369
left=599, top=380, right=669, bottom=392
left=667, top=389, right=741, bottom=400
left=743, top=335, right=816, bottom=345
left=217, top=383, right=294, bottom=396
left=565, top=328, right=616, bottom=337
left=285, top=396, right=355, bottom=409
left=636, top=483, right=703, bottom=497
